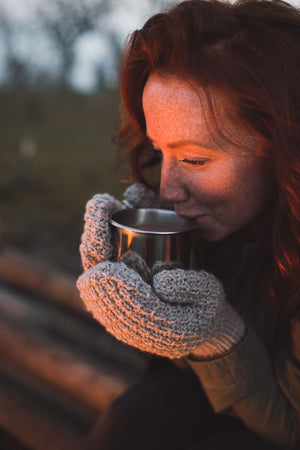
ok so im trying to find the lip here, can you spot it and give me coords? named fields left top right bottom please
left=175, top=210, right=206, bottom=219
left=175, top=212, right=197, bottom=219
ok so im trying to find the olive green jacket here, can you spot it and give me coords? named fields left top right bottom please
left=183, top=232, right=300, bottom=448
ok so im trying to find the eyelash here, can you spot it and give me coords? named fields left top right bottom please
left=181, top=159, right=207, bottom=166
left=151, top=149, right=207, bottom=167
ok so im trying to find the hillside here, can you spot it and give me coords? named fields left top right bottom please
left=0, top=88, right=127, bottom=275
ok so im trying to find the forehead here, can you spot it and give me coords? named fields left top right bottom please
left=142, top=73, right=256, bottom=151
left=142, top=73, right=209, bottom=137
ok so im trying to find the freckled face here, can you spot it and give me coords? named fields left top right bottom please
left=142, top=73, right=275, bottom=242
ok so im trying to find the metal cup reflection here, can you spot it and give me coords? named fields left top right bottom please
left=110, top=208, right=196, bottom=270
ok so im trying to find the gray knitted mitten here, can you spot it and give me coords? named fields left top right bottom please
left=79, top=183, right=164, bottom=271
left=77, top=261, right=246, bottom=359
left=122, top=182, right=169, bottom=209
left=78, top=182, right=245, bottom=359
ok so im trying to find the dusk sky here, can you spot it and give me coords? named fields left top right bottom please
left=0, top=0, right=170, bottom=91
left=0, top=0, right=298, bottom=91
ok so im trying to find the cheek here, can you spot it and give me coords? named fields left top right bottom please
left=190, top=166, right=238, bottom=204
left=190, top=159, right=274, bottom=215
left=216, top=161, right=274, bottom=222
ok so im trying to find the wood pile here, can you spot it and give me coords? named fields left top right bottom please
left=0, top=249, right=146, bottom=450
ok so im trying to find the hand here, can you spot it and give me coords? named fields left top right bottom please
left=79, top=183, right=166, bottom=271
left=122, top=182, right=170, bottom=209
left=77, top=261, right=246, bottom=359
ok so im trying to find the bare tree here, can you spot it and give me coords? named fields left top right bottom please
left=0, top=6, right=31, bottom=88
left=36, top=0, right=110, bottom=88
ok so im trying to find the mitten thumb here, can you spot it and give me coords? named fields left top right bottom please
left=153, top=269, right=224, bottom=307
left=80, top=193, right=124, bottom=270
left=153, top=268, right=246, bottom=359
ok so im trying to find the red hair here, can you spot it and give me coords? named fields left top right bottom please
left=117, top=0, right=300, bottom=320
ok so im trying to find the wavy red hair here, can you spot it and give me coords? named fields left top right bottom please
left=116, top=0, right=300, bottom=319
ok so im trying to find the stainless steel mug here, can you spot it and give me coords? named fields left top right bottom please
left=110, top=208, right=196, bottom=270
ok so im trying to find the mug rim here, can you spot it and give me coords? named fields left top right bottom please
left=110, top=208, right=197, bottom=235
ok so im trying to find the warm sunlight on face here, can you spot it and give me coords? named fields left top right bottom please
left=142, top=73, right=275, bottom=242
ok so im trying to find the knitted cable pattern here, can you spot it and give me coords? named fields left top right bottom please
left=77, top=262, right=246, bottom=359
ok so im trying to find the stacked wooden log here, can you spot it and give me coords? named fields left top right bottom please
left=0, top=249, right=146, bottom=450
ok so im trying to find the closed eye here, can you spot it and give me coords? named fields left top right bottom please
left=181, top=159, right=207, bottom=166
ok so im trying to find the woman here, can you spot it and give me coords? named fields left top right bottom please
left=77, top=0, right=300, bottom=448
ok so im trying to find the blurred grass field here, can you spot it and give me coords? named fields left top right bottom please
left=0, top=88, right=127, bottom=274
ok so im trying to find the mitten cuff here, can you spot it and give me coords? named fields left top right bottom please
left=189, top=301, right=246, bottom=360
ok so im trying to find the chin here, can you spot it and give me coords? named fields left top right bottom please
left=198, top=227, right=229, bottom=243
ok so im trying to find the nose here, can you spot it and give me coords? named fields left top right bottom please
left=159, top=160, right=188, bottom=203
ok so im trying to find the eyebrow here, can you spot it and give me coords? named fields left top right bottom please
left=147, top=134, right=220, bottom=151
left=167, top=139, right=216, bottom=150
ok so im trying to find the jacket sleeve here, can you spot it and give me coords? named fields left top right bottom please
left=186, top=323, right=300, bottom=448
